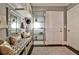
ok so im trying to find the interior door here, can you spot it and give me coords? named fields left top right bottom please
left=45, top=11, right=64, bottom=44
left=67, top=5, right=79, bottom=50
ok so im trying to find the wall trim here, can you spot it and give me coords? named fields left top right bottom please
left=34, top=44, right=66, bottom=47
left=27, top=45, right=34, bottom=55
left=6, top=7, right=8, bottom=36
left=65, top=45, right=79, bottom=55
left=33, top=44, right=79, bottom=55
left=32, top=6, right=66, bottom=12
left=67, top=3, right=78, bottom=10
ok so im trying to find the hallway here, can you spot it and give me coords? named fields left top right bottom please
left=31, top=46, right=76, bottom=55
left=0, top=3, right=79, bottom=55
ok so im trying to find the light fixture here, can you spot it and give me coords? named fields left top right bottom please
left=34, top=22, right=41, bottom=29
left=11, top=22, right=20, bottom=29
left=11, top=22, right=16, bottom=29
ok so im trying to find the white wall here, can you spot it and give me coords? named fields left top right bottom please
left=67, top=4, right=79, bottom=50
left=0, top=5, right=6, bottom=28
left=0, top=5, right=7, bottom=39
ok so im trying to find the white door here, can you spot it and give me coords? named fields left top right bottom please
left=45, top=11, right=64, bottom=44
left=67, top=4, right=79, bottom=50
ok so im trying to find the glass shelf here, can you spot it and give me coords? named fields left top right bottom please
left=33, top=13, right=45, bottom=41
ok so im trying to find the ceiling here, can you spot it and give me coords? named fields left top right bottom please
left=31, top=3, right=70, bottom=6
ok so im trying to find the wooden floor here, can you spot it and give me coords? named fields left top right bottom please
left=31, top=46, right=76, bottom=55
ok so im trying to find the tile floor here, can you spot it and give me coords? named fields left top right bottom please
left=31, top=46, right=76, bottom=55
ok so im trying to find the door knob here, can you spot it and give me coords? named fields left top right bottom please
left=60, top=28, right=62, bottom=32
left=68, top=29, right=70, bottom=32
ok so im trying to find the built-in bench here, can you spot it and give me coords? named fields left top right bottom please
left=10, top=36, right=33, bottom=55
left=0, top=33, right=33, bottom=55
